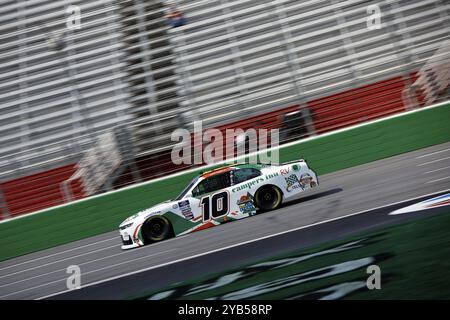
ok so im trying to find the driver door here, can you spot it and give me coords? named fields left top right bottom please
left=187, top=172, right=232, bottom=222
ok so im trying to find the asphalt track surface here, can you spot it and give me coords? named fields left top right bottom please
left=0, top=142, right=450, bottom=300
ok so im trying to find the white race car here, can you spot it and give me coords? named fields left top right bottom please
left=119, top=159, right=319, bottom=249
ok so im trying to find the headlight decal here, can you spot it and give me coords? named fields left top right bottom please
left=120, top=222, right=134, bottom=230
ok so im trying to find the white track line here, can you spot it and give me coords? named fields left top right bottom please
left=426, top=176, right=450, bottom=184
left=416, top=148, right=450, bottom=159
left=0, top=233, right=185, bottom=287
left=0, top=236, right=183, bottom=288
left=0, top=247, right=146, bottom=289
left=0, top=229, right=183, bottom=281
left=417, top=156, right=450, bottom=167
left=0, top=243, right=119, bottom=279
left=0, top=249, right=176, bottom=299
left=35, top=188, right=450, bottom=300
left=423, top=166, right=450, bottom=174
left=0, top=236, right=118, bottom=272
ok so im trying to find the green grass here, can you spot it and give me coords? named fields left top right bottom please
left=134, top=211, right=450, bottom=300
left=0, top=104, right=449, bottom=262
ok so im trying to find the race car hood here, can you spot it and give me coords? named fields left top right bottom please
left=119, top=200, right=176, bottom=228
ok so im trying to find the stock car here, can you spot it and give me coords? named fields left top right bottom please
left=119, top=159, right=319, bottom=249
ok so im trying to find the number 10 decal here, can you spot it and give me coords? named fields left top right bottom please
left=200, top=191, right=229, bottom=222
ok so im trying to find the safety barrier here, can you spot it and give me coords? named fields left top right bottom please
left=0, top=165, right=78, bottom=219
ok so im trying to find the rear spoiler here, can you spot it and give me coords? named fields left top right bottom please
left=281, top=158, right=305, bottom=165
left=246, top=159, right=305, bottom=166
left=271, top=158, right=305, bottom=166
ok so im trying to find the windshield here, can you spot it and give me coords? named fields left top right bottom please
left=175, top=176, right=200, bottom=200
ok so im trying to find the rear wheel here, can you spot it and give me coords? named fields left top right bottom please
left=142, top=216, right=172, bottom=242
left=255, top=186, right=282, bottom=211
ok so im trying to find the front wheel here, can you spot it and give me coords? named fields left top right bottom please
left=255, top=186, right=282, bottom=212
left=142, top=216, right=172, bottom=243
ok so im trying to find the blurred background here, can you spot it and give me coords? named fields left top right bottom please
left=0, top=0, right=449, bottom=219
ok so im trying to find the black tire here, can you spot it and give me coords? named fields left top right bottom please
left=255, top=185, right=283, bottom=211
left=142, top=216, right=172, bottom=243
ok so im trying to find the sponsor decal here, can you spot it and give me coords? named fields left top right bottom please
left=292, top=164, right=300, bottom=172
left=280, top=168, right=290, bottom=175
left=299, top=173, right=316, bottom=190
left=178, top=200, right=194, bottom=220
left=285, top=174, right=302, bottom=192
left=144, top=211, right=161, bottom=220
left=390, top=193, right=450, bottom=215
left=232, top=177, right=265, bottom=193
left=236, top=192, right=257, bottom=216
left=172, top=204, right=179, bottom=210
left=265, top=172, right=279, bottom=179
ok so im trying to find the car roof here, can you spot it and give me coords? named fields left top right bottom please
left=200, top=163, right=267, bottom=179
left=200, top=166, right=234, bottom=178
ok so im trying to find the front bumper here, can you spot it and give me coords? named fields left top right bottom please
left=119, top=226, right=143, bottom=250
left=121, top=241, right=140, bottom=250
